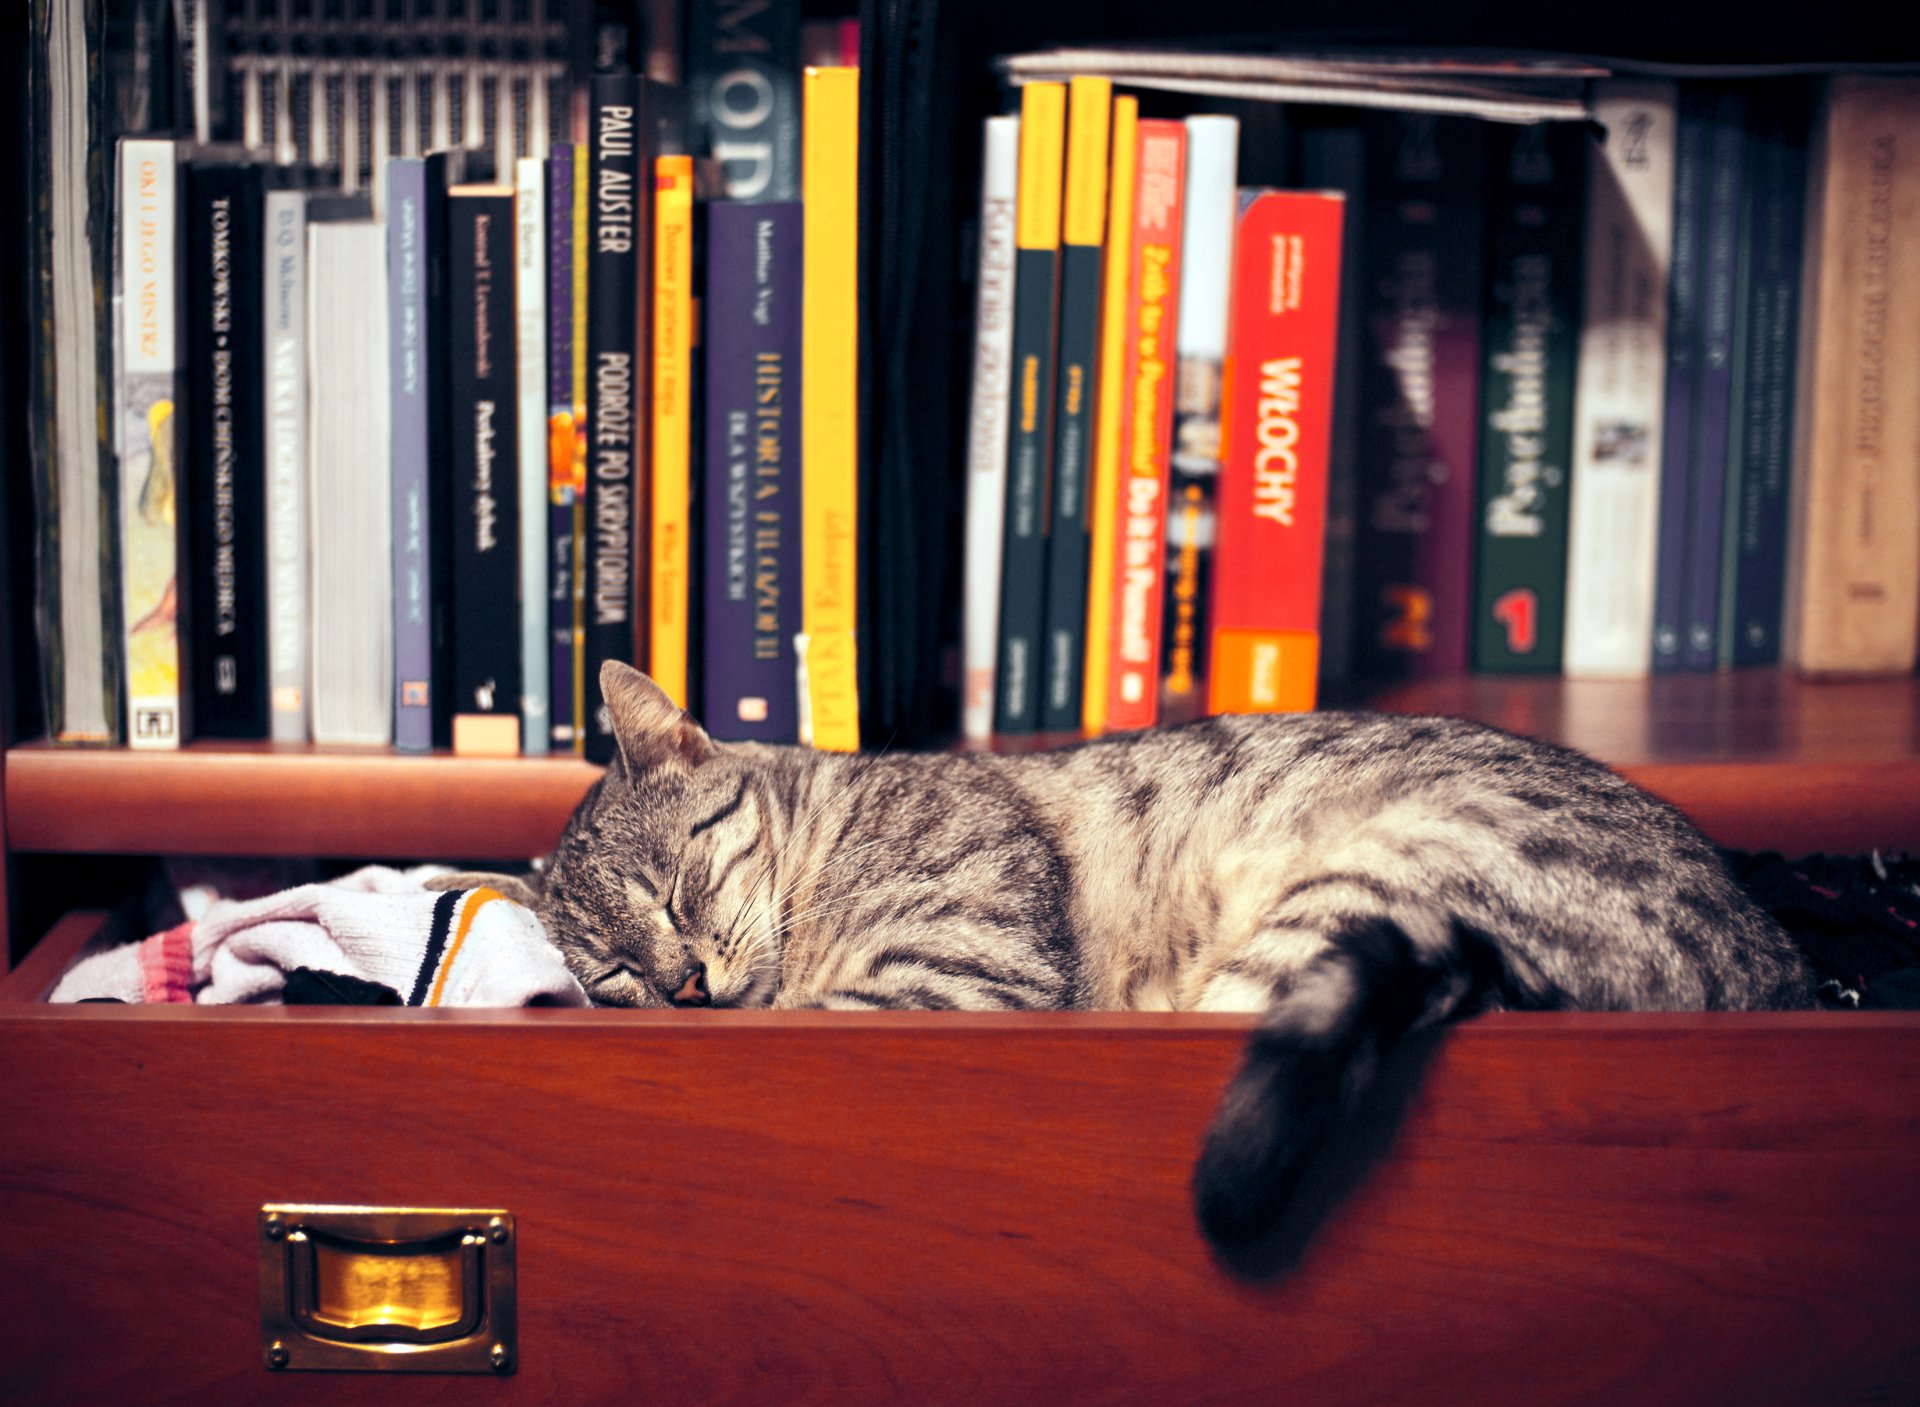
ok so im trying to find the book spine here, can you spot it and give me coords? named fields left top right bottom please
left=651, top=153, right=695, bottom=707
left=584, top=74, right=648, bottom=764
left=1105, top=119, right=1187, bottom=732
left=1562, top=83, right=1678, bottom=679
left=448, top=189, right=522, bottom=755
left=1784, top=78, right=1920, bottom=676
left=1683, top=91, right=1746, bottom=671
left=799, top=64, right=861, bottom=751
left=546, top=144, right=578, bottom=750
left=1471, top=122, right=1585, bottom=674
left=1207, top=189, right=1346, bottom=714
left=687, top=0, right=801, bottom=201
left=1081, top=97, right=1137, bottom=735
left=117, top=138, right=184, bottom=749
left=1039, top=77, right=1111, bottom=733
left=262, top=186, right=309, bottom=743
left=992, top=80, right=1065, bottom=736
left=702, top=200, right=805, bottom=741
left=515, top=157, right=550, bottom=756
left=424, top=150, right=462, bottom=750
left=961, top=114, right=1021, bottom=744
left=569, top=143, right=591, bottom=749
left=387, top=158, right=433, bottom=752
left=307, top=221, right=394, bottom=746
left=183, top=159, right=269, bottom=737
left=1352, top=114, right=1487, bottom=683
left=1651, top=94, right=1708, bottom=673
left=1161, top=114, right=1238, bottom=724
left=1723, top=91, right=1808, bottom=667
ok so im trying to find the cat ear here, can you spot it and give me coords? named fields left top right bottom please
left=601, top=660, right=714, bottom=774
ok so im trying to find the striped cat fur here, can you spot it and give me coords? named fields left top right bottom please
left=470, top=661, right=1813, bottom=1254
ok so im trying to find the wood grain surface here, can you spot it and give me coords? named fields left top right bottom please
left=2, top=1008, right=1916, bottom=1405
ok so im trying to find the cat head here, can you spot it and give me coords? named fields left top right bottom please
left=537, top=661, right=784, bottom=1009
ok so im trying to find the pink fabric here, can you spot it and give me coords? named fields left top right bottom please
left=138, top=923, right=195, bottom=1004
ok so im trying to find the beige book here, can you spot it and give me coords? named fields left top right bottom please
left=1784, top=77, right=1920, bottom=676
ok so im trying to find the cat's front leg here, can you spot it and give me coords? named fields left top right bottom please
left=774, top=914, right=1076, bottom=1011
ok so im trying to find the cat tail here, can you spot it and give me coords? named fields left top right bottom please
left=1192, top=914, right=1520, bottom=1256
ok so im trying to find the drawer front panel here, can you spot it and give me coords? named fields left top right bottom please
left=2, top=1010, right=1918, bottom=1405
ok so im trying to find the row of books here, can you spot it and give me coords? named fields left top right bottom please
left=110, top=51, right=864, bottom=762
left=963, top=74, right=1920, bottom=742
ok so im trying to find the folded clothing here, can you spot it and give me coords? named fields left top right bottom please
left=49, top=865, right=588, bottom=1008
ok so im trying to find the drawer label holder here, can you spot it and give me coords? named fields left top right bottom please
left=258, top=1204, right=517, bottom=1374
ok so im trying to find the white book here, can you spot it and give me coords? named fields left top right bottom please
left=263, top=187, right=310, bottom=743
left=1562, top=81, right=1679, bottom=678
left=307, top=220, right=394, bottom=745
left=515, top=155, right=551, bottom=756
left=114, top=137, right=182, bottom=749
left=961, top=114, right=1020, bottom=744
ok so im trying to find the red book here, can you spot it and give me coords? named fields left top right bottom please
left=1104, top=120, right=1187, bottom=731
left=1207, top=190, right=1346, bottom=715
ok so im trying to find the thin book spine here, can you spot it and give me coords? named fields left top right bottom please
left=447, top=186, right=522, bottom=756
left=569, top=143, right=590, bottom=751
left=1161, top=114, right=1237, bottom=724
left=1721, top=88, right=1809, bottom=667
left=701, top=201, right=805, bottom=742
left=583, top=75, right=648, bottom=763
left=262, top=185, right=309, bottom=743
left=651, top=153, right=695, bottom=708
left=688, top=0, right=801, bottom=200
left=1081, top=97, right=1136, bottom=735
left=1206, top=189, right=1347, bottom=715
left=1562, top=83, right=1678, bottom=679
left=1105, top=119, right=1187, bottom=732
left=1039, top=77, right=1111, bottom=733
left=515, top=155, right=550, bottom=756
left=961, top=114, right=1021, bottom=744
left=1652, top=93, right=1709, bottom=673
left=546, top=143, right=577, bottom=750
left=992, top=80, right=1065, bottom=736
left=386, top=158, right=432, bottom=752
left=1682, top=90, right=1746, bottom=671
left=1471, top=122, right=1585, bottom=674
left=798, top=64, right=861, bottom=751
left=116, top=137, right=184, bottom=749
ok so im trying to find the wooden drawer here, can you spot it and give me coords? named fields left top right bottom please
left=3, top=918, right=1919, bottom=1404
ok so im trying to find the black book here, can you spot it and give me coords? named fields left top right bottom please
left=181, top=154, right=268, bottom=739
left=447, top=184, right=523, bottom=755
left=583, top=73, right=652, bottom=764
left=423, top=149, right=468, bottom=750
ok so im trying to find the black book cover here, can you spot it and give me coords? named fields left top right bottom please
left=584, top=73, right=651, bottom=764
left=447, top=185, right=522, bottom=751
left=423, top=149, right=467, bottom=749
left=182, top=155, right=268, bottom=739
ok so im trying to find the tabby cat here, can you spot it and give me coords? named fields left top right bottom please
left=487, top=661, right=1812, bottom=1253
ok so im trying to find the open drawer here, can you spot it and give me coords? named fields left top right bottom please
left=2, top=914, right=1918, bottom=1404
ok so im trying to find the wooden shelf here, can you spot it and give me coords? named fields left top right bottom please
left=5, top=671, right=1918, bottom=859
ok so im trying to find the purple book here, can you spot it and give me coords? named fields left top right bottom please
left=1682, top=91, right=1746, bottom=671
left=701, top=201, right=803, bottom=741
left=388, top=157, right=433, bottom=752
left=1352, top=114, right=1486, bottom=682
left=547, top=145, right=579, bottom=752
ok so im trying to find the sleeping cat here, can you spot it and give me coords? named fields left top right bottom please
left=478, top=660, right=1813, bottom=1254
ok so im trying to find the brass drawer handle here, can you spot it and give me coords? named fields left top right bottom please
left=259, top=1205, right=516, bottom=1374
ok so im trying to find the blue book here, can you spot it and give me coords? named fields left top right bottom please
left=702, top=201, right=804, bottom=741
left=387, top=158, right=433, bottom=752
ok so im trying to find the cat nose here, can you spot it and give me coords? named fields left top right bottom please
left=671, top=962, right=711, bottom=1007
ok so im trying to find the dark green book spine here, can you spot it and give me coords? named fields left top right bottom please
left=993, top=244, right=1061, bottom=734
left=1471, top=122, right=1585, bottom=673
left=1040, top=239, right=1101, bottom=731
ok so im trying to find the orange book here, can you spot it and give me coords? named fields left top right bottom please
left=1207, top=190, right=1346, bottom=715
left=1104, top=120, right=1187, bottom=732
left=650, top=154, right=695, bottom=706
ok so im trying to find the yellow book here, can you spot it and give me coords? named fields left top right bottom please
left=1080, top=94, right=1137, bottom=735
left=650, top=154, right=695, bottom=706
left=800, top=65, right=861, bottom=752
left=570, top=143, right=590, bottom=751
